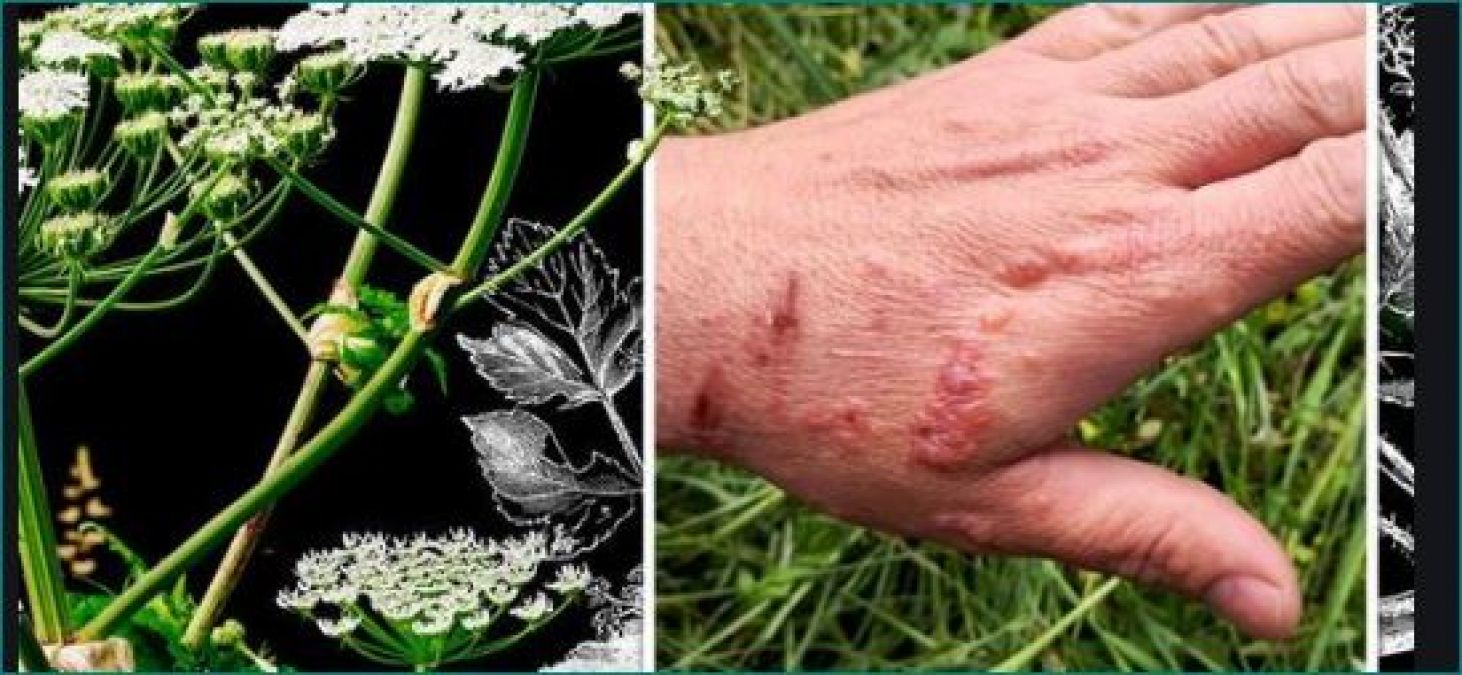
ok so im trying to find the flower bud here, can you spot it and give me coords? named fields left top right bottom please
left=280, top=113, right=330, bottom=158
left=47, top=169, right=110, bottom=213
left=223, top=29, right=277, bottom=75
left=192, top=173, right=255, bottom=224
left=114, top=73, right=179, bottom=114
left=37, top=212, right=114, bottom=262
left=294, top=51, right=361, bottom=98
left=196, top=33, right=232, bottom=71
left=114, top=12, right=181, bottom=58
left=113, top=112, right=170, bottom=159
left=20, top=111, right=80, bottom=147
left=211, top=620, right=246, bottom=649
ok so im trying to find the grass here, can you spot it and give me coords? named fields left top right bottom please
left=654, top=6, right=1366, bottom=671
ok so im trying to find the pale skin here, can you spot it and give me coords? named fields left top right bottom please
left=657, top=3, right=1366, bottom=641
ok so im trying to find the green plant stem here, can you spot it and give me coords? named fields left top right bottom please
left=17, top=612, right=56, bottom=671
left=1306, top=503, right=1367, bottom=671
left=181, top=65, right=430, bottom=648
left=452, top=116, right=670, bottom=311
left=21, top=168, right=225, bottom=377
left=220, top=230, right=309, bottom=346
left=84, top=63, right=625, bottom=645
left=266, top=158, right=449, bottom=278
left=16, top=385, right=71, bottom=645
left=21, top=245, right=168, bottom=379
left=450, top=67, right=540, bottom=276
left=178, top=363, right=330, bottom=650
left=22, top=266, right=82, bottom=339
left=76, top=327, right=433, bottom=641
left=990, top=576, right=1122, bottom=672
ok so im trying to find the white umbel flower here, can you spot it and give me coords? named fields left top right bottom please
left=276, top=4, right=639, bottom=92
left=33, top=30, right=121, bottom=70
left=18, top=69, right=89, bottom=117
left=509, top=592, right=553, bottom=622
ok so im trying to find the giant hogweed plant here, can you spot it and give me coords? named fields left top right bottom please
left=13, top=3, right=728, bottom=670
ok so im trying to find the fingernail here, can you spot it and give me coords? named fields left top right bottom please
left=1205, top=576, right=1290, bottom=639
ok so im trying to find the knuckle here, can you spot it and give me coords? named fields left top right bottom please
left=1095, top=4, right=1150, bottom=32
left=1295, top=138, right=1363, bottom=226
left=1265, top=50, right=1353, bottom=129
left=1191, top=14, right=1263, bottom=73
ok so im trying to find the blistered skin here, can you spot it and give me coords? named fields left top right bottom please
left=910, top=341, right=995, bottom=469
left=658, top=3, right=1365, bottom=642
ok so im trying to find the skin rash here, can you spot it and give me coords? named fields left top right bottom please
left=658, top=3, right=1366, bottom=641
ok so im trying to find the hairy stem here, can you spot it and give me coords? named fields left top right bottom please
left=181, top=65, right=430, bottom=648
left=16, top=385, right=71, bottom=644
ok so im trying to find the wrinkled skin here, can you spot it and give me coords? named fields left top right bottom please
left=657, top=4, right=1364, bottom=640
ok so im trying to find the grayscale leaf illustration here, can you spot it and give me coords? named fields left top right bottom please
left=458, top=219, right=643, bottom=558
left=483, top=218, right=643, bottom=402
left=464, top=409, right=638, bottom=526
left=458, top=324, right=601, bottom=408
left=1378, top=4, right=1415, bottom=661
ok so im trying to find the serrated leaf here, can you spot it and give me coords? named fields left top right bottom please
left=463, top=409, right=637, bottom=553
left=481, top=219, right=642, bottom=399
left=458, top=324, right=601, bottom=408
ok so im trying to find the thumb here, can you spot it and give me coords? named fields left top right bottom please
left=936, top=448, right=1301, bottom=639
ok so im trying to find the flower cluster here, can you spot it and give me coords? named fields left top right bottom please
left=276, top=3, right=640, bottom=91
left=18, top=69, right=89, bottom=119
left=29, top=3, right=194, bottom=57
left=33, top=29, right=122, bottom=76
left=278, top=529, right=590, bottom=668
left=621, top=55, right=737, bottom=128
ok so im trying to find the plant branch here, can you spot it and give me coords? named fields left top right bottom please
left=265, top=157, right=450, bottom=277
left=16, top=385, right=71, bottom=644
left=221, top=230, right=310, bottom=346
left=182, top=65, right=431, bottom=647
left=453, top=117, right=670, bottom=311
left=179, top=363, right=331, bottom=650
left=81, top=65, right=542, bottom=643
left=20, top=168, right=226, bottom=378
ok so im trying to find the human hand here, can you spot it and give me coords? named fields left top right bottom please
left=656, top=3, right=1364, bottom=640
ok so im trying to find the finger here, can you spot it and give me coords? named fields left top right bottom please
left=1089, top=3, right=1365, bottom=96
left=938, top=448, right=1300, bottom=639
left=1141, top=38, right=1363, bottom=186
left=1188, top=132, right=1364, bottom=313
left=1011, top=4, right=1241, bottom=61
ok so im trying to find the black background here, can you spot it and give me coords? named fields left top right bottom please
left=8, top=4, right=643, bottom=671
left=1412, top=2, right=1459, bottom=672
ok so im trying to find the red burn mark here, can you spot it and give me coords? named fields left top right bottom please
left=910, top=340, right=995, bottom=470
left=769, top=272, right=801, bottom=338
left=994, top=255, right=1049, bottom=289
left=688, top=365, right=728, bottom=448
left=977, top=307, right=1013, bottom=332
left=801, top=397, right=870, bottom=442
left=751, top=272, right=802, bottom=368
